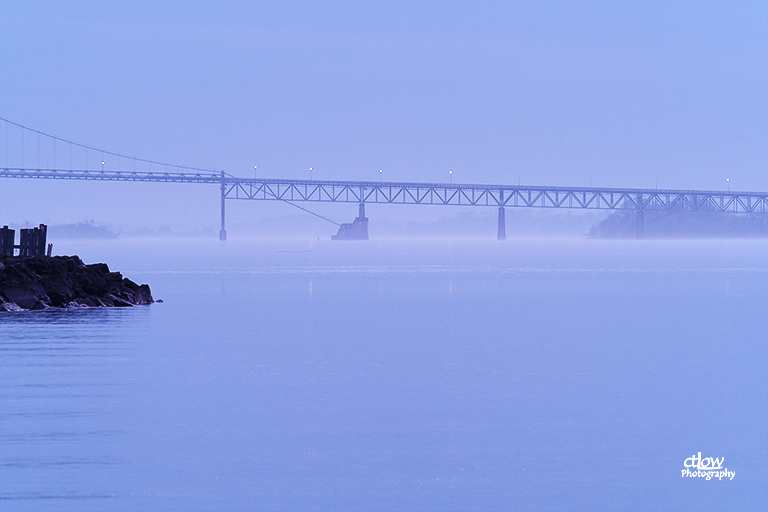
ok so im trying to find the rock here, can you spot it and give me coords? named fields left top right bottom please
left=135, top=284, right=153, bottom=305
left=86, top=263, right=110, bottom=274
left=0, top=255, right=154, bottom=312
left=0, top=298, right=24, bottom=312
left=4, top=287, right=37, bottom=309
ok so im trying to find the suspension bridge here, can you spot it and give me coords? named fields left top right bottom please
left=1, top=118, right=766, bottom=240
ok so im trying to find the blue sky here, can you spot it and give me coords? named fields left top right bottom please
left=0, top=0, right=766, bottom=228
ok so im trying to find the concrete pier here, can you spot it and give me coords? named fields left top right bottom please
left=219, top=171, right=227, bottom=241
left=332, top=203, right=369, bottom=240
left=497, top=206, right=506, bottom=241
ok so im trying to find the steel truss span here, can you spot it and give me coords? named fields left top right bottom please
left=2, top=168, right=767, bottom=214
left=227, top=178, right=768, bottom=214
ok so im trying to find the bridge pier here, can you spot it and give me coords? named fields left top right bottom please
left=332, top=203, right=369, bottom=240
left=219, top=171, right=227, bottom=241
left=497, top=206, right=506, bottom=241
left=497, top=189, right=506, bottom=241
left=636, top=209, right=644, bottom=239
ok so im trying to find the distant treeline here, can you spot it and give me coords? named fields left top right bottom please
left=49, top=223, right=214, bottom=239
left=589, top=211, right=768, bottom=238
left=405, top=210, right=602, bottom=237
left=119, top=226, right=214, bottom=238
left=49, top=220, right=118, bottom=239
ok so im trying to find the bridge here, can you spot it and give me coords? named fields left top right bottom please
left=1, top=118, right=766, bottom=240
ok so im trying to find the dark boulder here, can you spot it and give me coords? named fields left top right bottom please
left=3, top=284, right=49, bottom=310
left=86, top=263, right=110, bottom=274
left=0, top=255, right=154, bottom=311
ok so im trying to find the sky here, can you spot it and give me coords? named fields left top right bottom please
left=0, top=0, right=766, bottom=232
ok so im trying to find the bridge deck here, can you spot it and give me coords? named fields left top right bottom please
left=2, top=167, right=767, bottom=213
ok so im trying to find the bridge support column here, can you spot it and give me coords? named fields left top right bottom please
left=497, top=206, right=506, bottom=241
left=219, top=171, right=227, bottom=241
left=635, top=209, right=644, bottom=239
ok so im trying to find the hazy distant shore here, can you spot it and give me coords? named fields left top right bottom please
left=11, top=209, right=767, bottom=242
left=590, top=211, right=768, bottom=239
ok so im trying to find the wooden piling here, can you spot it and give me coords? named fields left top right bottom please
left=1, top=226, right=15, bottom=256
left=6, top=224, right=48, bottom=256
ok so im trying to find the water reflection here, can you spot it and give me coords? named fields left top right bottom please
left=0, top=306, right=149, bottom=507
left=0, top=305, right=150, bottom=326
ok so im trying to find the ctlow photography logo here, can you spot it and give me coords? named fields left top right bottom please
left=682, top=452, right=735, bottom=480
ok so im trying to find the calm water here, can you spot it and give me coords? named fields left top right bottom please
left=1, top=238, right=766, bottom=511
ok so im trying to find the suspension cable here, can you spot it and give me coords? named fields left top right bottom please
left=0, top=116, right=218, bottom=174
left=279, top=199, right=341, bottom=226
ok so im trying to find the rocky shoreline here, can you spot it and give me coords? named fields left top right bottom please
left=0, top=255, right=153, bottom=311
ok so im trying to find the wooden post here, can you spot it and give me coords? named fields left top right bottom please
left=2, top=224, right=48, bottom=256
left=0, top=226, right=14, bottom=256
left=38, top=224, right=47, bottom=255
left=30, top=227, right=39, bottom=255
left=19, top=229, right=27, bottom=256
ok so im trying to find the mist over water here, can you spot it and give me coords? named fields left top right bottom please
left=1, top=238, right=767, bottom=511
